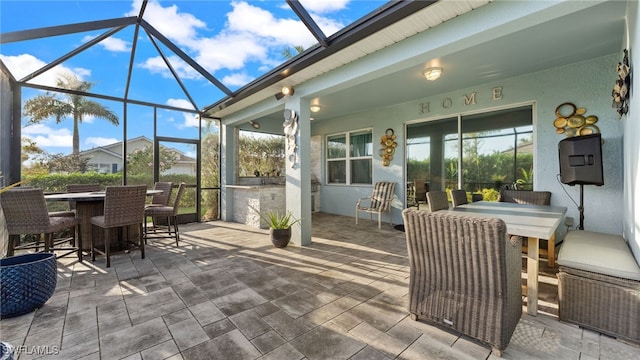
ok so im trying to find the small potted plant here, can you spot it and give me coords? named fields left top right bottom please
left=253, top=208, right=302, bottom=248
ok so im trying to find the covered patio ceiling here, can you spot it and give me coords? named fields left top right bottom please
left=233, top=0, right=627, bottom=132
left=0, top=1, right=628, bottom=131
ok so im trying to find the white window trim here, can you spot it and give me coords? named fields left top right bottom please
left=326, top=128, right=373, bottom=185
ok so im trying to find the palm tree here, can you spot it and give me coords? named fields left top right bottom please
left=22, top=72, right=119, bottom=155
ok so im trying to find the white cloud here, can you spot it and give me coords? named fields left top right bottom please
left=222, top=72, right=254, bottom=87
left=166, top=99, right=199, bottom=128
left=85, top=137, right=119, bottom=147
left=22, top=124, right=73, bottom=148
left=226, top=1, right=316, bottom=47
left=138, top=55, right=202, bottom=80
left=0, top=54, right=89, bottom=86
left=299, top=0, right=349, bottom=13
left=82, top=35, right=131, bottom=52
left=127, top=0, right=318, bottom=85
left=166, top=98, right=193, bottom=109
left=126, top=0, right=206, bottom=48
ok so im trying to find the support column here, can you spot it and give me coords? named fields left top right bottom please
left=284, top=97, right=312, bottom=246
left=220, top=122, right=237, bottom=222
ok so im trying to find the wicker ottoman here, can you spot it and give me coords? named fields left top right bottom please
left=557, top=231, right=640, bottom=344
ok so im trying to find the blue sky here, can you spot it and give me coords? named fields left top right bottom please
left=0, top=0, right=384, bottom=157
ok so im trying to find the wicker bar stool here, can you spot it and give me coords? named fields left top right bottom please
left=1, top=188, right=81, bottom=260
left=144, top=182, right=186, bottom=246
left=89, top=185, right=147, bottom=268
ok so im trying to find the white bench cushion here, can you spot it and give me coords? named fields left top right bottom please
left=558, top=230, right=640, bottom=281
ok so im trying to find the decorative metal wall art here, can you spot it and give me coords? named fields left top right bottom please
left=283, top=109, right=298, bottom=168
left=553, top=103, right=600, bottom=138
left=379, top=128, right=396, bottom=166
left=612, top=49, right=630, bottom=117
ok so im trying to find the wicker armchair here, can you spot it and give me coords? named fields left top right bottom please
left=355, top=181, right=396, bottom=229
left=144, top=182, right=186, bottom=246
left=89, top=185, right=147, bottom=267
left=450, top=189, right=468, bottom=208
left=426, top=191, right=448, bottom=212
left=402, top=209, right=522, bottom=356
left=498, top=189, right=556, bottom=266
left=1, top=188, right=81, bottom=260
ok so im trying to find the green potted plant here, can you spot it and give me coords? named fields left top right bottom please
left=253, top=207, right=302, bottom=248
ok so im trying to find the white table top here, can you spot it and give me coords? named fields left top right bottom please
left=45, top=189, right=162, bottom=201
left=449, top=201, right=567, bottom=239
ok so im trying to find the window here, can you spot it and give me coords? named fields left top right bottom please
left=327, top=129, right=372, bottom=184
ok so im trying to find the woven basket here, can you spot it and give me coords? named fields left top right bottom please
left=1, top=253, right=57, bottom=318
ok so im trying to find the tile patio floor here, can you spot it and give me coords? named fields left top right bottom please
left=1, top=213, right=639, bottom=360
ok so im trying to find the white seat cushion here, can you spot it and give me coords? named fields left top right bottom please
left=558, top=230, right=640, bottom=281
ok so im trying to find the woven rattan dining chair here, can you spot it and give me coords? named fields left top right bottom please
left=1, top=188, right=81, bottom=260
left=498, top=189, right=556, bottom=266
left=402, top=209, right=522, bottom=356
left=355, top=181, right=396, bottom=229
left=144, top=182, right=186, bottom=246
left=89, top=185, right=147, bottom=268
left=450, top=189, right=468, bottom=208
left=148, top=182, right=173, bottom=207
left=426, top=191, right=449, bottom=212
left=66, top=183, right=101, bottom=212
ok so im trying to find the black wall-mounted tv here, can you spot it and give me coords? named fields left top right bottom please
left=558, top=133, right=604, bottom=186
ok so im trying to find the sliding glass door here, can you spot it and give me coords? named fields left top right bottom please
left=406, top=105, right=533, bottom=201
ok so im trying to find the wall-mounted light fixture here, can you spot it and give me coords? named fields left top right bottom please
left=310, top=105, right=321, bottom=113
left=281, top=86, right=294, bottom=96
left=275, top=86, right=294, bottom=100
left=423, top=67, right=443, bottom=81
left=249, top=120, right=260, bottom=129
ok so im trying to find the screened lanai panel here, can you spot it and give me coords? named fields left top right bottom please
left=156, top=108, right=199, bottom=139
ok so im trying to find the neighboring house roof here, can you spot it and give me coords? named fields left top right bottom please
left=78, top=135, right=195, bottom=163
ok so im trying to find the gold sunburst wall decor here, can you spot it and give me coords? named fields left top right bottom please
left=553, top=102, right=600, bottom=138
left=379, top=128, right=397, bottom=167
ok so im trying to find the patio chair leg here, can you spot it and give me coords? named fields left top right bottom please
left=172, top=216, right=179, bottom=246
left=139, top=223, right=145, bottom=259
left=105, top=229, right=111, bottom=268
left=77, top=224, right=83, bottom=262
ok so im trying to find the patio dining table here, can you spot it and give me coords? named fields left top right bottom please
left=448, top=200, right=567, bottom=316
left=45, top=189, right=162, bottom=251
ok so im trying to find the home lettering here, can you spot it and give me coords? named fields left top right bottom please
left=419, top=86, right=503, bottom=114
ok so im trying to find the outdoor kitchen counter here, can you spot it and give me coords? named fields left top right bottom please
left=226, top=184, right=285, bottom=229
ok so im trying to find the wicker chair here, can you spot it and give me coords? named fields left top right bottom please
left=1, top=188, right=81, bottom=260
left=498, top=189, right=556, bottom=266
left=65, top=183, right=101, bottom=214
left=450, top=189, right=468, bottom=208
left=426, top=191, right=448, bottom=212
left=147, top=182, right=173, bottom=207
left=402, top=209, right=522, bottom=356
left=144, top=182, right=186, bottom=246
left=414, top=179, right=428, bottom=205
left=89, top=185, right=147, bottom=267
left=498, top=189, right=551, bottom=205
left=356, top=181, right=396, bottom=229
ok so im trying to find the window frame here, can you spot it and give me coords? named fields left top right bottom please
left=326, top=128, right=373, bottom=185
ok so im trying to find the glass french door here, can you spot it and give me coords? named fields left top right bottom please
left=155, top=137, right=200, bottom=224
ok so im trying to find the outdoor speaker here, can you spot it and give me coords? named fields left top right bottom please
left=558, top=133, right=604, bottom=186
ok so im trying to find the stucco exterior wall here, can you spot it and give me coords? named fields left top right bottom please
left=312, top=54, right=624, bottom=237
left=623, top=0, right=639, bottom=264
